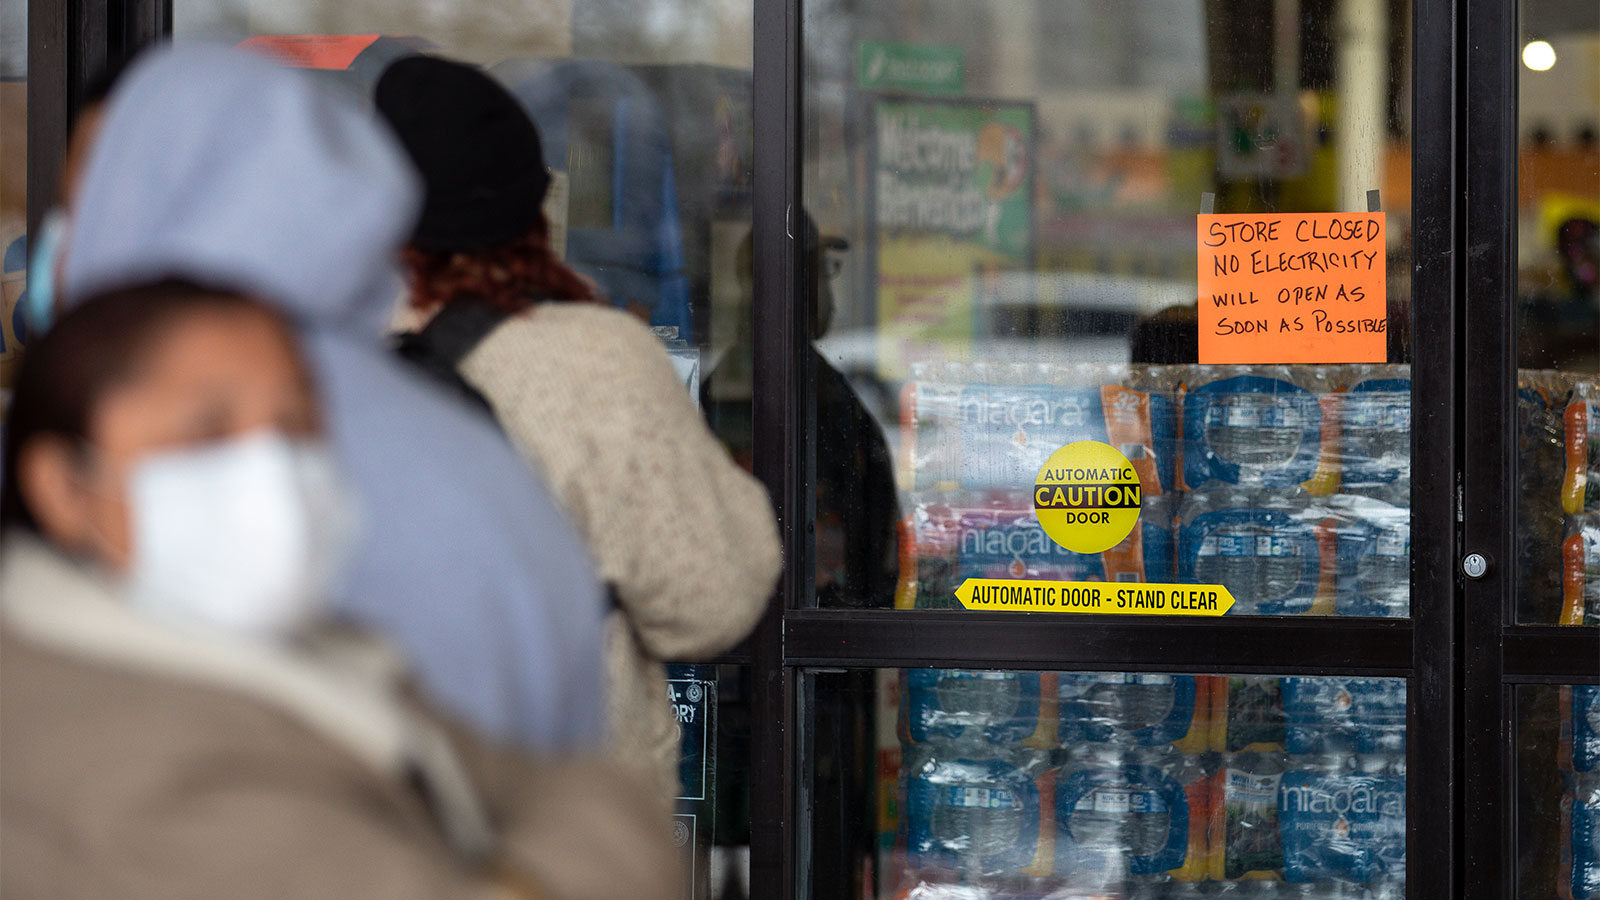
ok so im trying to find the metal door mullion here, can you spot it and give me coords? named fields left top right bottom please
left=1409, top=0, right=1464, bottom=895
left=783, top=609, right=1414, bottom=675
left=1459, top=0, right=1520, bottom=893
left=1503, top=628, right=1600, bottom=682
left=748, top=0, right=804, bottom=896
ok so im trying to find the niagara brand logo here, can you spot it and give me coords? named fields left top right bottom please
left=1280, top=781, right=1403, bottom=818
left=958, top=392, right=1087, bottom=428
left=959, top=521, right=1079, bottom=559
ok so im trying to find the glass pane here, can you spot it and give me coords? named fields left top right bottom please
left=804, top=1, right=1416, bottom=616
left=174, top=0, right=757, bottom=462
left=807, top=668, right=1407, bottom=899
left=1, top=0, right=25, bottom=395
left=174, top=9, right=756, bottom=900
left=1514, top=0, right=1600, bottom=625
left=670, top=663, right=754, bottom=900
left=1517, top=684, right=1600, bottom=898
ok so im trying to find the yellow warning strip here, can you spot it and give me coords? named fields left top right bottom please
left=954, top=579, right=1236, bottom=616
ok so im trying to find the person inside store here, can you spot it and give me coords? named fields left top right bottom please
left=54, top=42, right=614, bottom=755
left=374, top=54, right=782, bottom=802
left=709, top=216, right=902, bottom=609
left=0, top=280, right=676, bottom=899
left=1129, top=304, right=1199, bottom=365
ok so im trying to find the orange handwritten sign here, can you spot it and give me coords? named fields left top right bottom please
left=237, top=35, right=380, bottom=71
left=1196, top=212, right=1387, bottom=364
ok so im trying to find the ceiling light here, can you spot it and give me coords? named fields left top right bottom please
left=1523, top=40, right=1557, bottom=71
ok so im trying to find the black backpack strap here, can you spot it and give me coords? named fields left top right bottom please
left=393, top=298, right=512, bottom=420
left=413, top=298, right=513, bottom=367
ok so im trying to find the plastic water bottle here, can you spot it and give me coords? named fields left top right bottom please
left=1059, top=673, right=1128, bottom=745
left=904, top=743, right=1050, bottom=878
left=1138, top=492, right=1179, bottom=582
left=1181, top=487, right=1263, bottom=614
left=1564, top=772, right=1600, bottom=900
left=1058, top=742, right=1136, bottom=850
left=1119, top=674, right=1174, bottom=740
left=1356, top=679, right=1407, bottom=756
left=1182, top=364, right=1334, bottom=493
left=1255, top=487, right=1318, bottom=615
left=1209, top=365, right=1310, bottom=477
left=1216, top=751, right=1288, bottom=880
left=1336, top=491, right=1411, bottom=618
left=1341, top=364, right=1412, bottom=494
left=930, top=669, right=1028, bottom=742
left=1282, top=677, right=1361, bottom=755
left=1565, top=515, right=1600, bottom=626
left=1279, top=753, right=1406, bottom=884
left=1122, top=746, right=1205, bottom=870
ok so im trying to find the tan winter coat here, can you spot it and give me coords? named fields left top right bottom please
left=0, top=535, right=679, bottom=900
left=457, top=303, right=781, bottom=798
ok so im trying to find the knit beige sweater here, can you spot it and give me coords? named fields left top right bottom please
left=457, top=303, right=781, bottom=799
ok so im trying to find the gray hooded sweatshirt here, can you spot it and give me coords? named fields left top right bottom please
left=60, top=43, right=607, bottom=750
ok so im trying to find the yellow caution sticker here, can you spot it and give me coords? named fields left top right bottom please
left=1033, top=440, right=1144, bottom=554
left=955, top=578, right=1236, bottom=616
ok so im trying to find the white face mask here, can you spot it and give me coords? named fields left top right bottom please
left=123, top=431, right=359, bottom=639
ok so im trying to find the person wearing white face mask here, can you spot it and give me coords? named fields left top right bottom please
left=0, top=281, right=678, bottom=900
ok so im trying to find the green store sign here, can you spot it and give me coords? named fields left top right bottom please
left=858, top=42, right=965, bottom=95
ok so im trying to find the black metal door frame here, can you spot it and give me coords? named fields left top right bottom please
left=746, top=0, right=1472, bottom=897
left=1457, top=2, right=1600, bottom=899
left=24, top=0, right=167, bottom=237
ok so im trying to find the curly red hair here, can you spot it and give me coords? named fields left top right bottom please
left=401, top=216, right=598, bottom=313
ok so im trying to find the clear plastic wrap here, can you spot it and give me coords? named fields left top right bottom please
left=1562, top=773, right=1600, bottom=900
left=902, top=742, right=1056, bottom=879
left=1057, top=674, right=1210, bottom=755
left=1565, top=685, right=1600, bottom=779
left=898, top=491, right=1174, bottom=609
left=890, top=363, right=1600, bottom=624
left=1180, top=365, right=1340, bottom=495
left=895, top=363, right=1406, bottom=619
left=1565, top=382, right=1600, bottom=517
left=1520, top=371, right=1577, bottom=622
left=1329, top=492, right=1410, bottom=618
left=904, top=669, right=1052, bottom=747
left=900, top=362, right=1175, bottom=495
left=1174, top=486, right=1339, bottom=617
left=1056, top=744, right=1211, bottom=882
left=1564, top=515, right=1600, bottom=625
left=890, top=671, right=1408, bottom=899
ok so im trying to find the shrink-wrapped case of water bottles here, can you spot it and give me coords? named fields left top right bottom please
left=1561, top=685, right=1600, bottom=900
left=1513, top=372, right=1600, bottom=625
left=888, top=669, right=1407, bottom=899
left=1558, top=382, right=1600, bottom=625
left=895, top=362, right=1598, bottom=623
left=895, top=362, right=1414, bottom=618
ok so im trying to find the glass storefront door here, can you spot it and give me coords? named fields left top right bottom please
left=790, top=2, right=1428, bottom=898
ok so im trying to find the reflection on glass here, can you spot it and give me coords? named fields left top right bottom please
left=806, top=1, right=1415, bottom=614
left=669, top=663, right=756, bottom=900
left=1515, top=0, right=1599, bottom=625
left=1518, top=684, right=1600, bottom=899
left=0, top=0, right=26, bottom=392
left=177, top=7, right=756, bottom=900
left=175, top=1, right=756, bottom=458
left=809, top=668, right=1407, bottom=899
